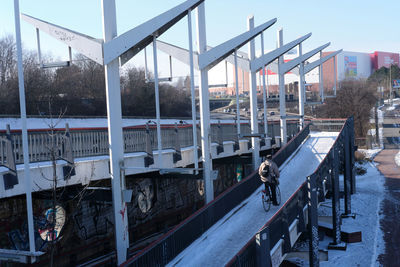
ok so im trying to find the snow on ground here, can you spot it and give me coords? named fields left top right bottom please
left=166, top=131, right=338, bottom=267
left=287, top=150, right=385, bottom=267
left=0, top=117, right=244, bottom=130
left=321, top=160, right=385, bottom=267
left=395, top=151, right=400, bottom=167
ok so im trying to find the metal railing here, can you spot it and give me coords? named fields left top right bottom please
left=0, top=121, right=300, bottom=165
left=226, top=117, right=355, bottom=267
left=309, top=118, right=347, bottom=132
left=120, top=122, right=311, bottom=267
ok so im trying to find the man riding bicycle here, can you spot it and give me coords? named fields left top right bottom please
left=258, top=154, right=280, bottom=206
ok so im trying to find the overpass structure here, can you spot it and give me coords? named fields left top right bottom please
left=8, top=0, right=345, bottom=265
left=121, top=118, right=356, bottom=267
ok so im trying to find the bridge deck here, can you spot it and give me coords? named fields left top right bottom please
left=166, top=131, right=339, bottom=267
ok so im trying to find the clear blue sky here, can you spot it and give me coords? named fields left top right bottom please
left=1, top=0, right=399, bottom=76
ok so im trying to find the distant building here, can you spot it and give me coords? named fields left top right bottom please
left=208, top=50, right=400, bottom=97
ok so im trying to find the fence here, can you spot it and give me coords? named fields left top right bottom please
left=120, top=122, right=311, bottom=267
left=0, top=121, right=300, bottom=165
left=226, top=117, right=355, bottom=267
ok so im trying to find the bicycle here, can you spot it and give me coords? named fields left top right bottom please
left=261, top=182, right=281, bottom=212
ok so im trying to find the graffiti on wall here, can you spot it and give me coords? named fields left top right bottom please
left=73, top=202, right=114, bottom=240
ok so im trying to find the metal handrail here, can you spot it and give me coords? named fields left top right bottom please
left=120, top=122, right=310, bottom=267
left=0, top=121, right=300, bottom=165
left=226, top=118, right=354, bottom=266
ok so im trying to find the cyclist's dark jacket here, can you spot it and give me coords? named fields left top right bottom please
left=258, top=159, right=280, bottom=183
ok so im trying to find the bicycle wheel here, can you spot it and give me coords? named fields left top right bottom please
left=262, top=190, right=271, bottom=212
left=275, top=186, right=281, bottom=205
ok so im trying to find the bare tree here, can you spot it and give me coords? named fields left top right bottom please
left=315, top=79, right=377, bottom=137
left=0, top=35, right=16, bottom=85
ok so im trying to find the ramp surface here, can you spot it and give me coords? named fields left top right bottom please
left=166, top=131, right=339, bottom=267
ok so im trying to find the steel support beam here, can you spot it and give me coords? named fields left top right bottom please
left=106, top=0, right=204, bottom=65
left=298, top=43, right=305, bottom=129
left=342, top=123, right=354, bottom=218
left=152, top=37, right=163, bottom=168
left=251, top=33, right=312, bottom=73
left=199, top=17, right=276, bottom=70
left=279, top=43, right=330, bottom=75
left=14, top=0, right=36, bottom=259
left=261, top=33, right=268, bottom=145
left=248, top=16, right=260, bottom=169
left=307, top=174, right=319, bottom=267
left=196, top=3, right=213, bottom=204
left=304, top=49, right=342, bottom=74
left=256, top=227, right=272, bottom=267
left=101, top=1, right=128, bottom=264
left=319, top=51, right=324, bottom=102
left=187, top=10, right=199, bottom=173
left=21, top=14, right=103, bottom=65
left=328, top=146, right=346, bottom=250
left=277, top=29, right=287, bottom=145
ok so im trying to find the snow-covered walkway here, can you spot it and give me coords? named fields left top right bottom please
left=167, top=131, right=339, bottom=267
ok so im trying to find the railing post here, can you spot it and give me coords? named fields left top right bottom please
left=144, top=123, right=154, bottom=167
left=349, top=117, right=356, bottom=194
left=328, top=147, right=346, bottom=250
left=62, top=123, right=75, bottom=180
left=173, top=123, right=182, bottom=163
left=342, top=121, right=354, bottom=218
left=307, top=174, right=319, bottom=267
left=233, top=119, right=240, bottom=152
left=217, top=120, right=224, bottom=155
left=256, top=226, right=271, bottom=267
left=3, top=125, right=18, bottom=190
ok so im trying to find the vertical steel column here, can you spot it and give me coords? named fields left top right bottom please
left=266, top=68, right=269, bottom=99
left=153, top=36, right=163, bottom=167
left=277, top=28, right=287, bottom=145
left=319, top=51, right=324, bottom=102
left=242, top=68, right=245, bottom=95
left=234, top=50, right=241, bottom=136
left=196, top=3, right=214, bottom=203
left=307, top=174, right=319, bottom=267
left=261, top=33, right=268, bottom=142
left=144, top=47, right=149, bottom=81
left=343, top=122, right=352, bottom=216
left=298, top=43, right=305, bottom=129
left=187, top=10, right=199, bottom=172
left=247, top=16, right=260, bottom=169
left=349, top=117, right=356, bottom=194
left=329, top=147, right=342, bottom=247
left=35, top=28, right=43, bottom=67
left=14, top=0, right=36, bottom=256
left=256, top=226, right=272, bottom=267
left=101, top=1, right=128, bottom=263
left=333, top=55, right=337, bottom=96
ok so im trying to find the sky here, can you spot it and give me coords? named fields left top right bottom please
left=1, top=0, right=399, bottom=78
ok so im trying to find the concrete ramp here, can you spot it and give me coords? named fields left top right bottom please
left=166, top=131, right=339, bottom=267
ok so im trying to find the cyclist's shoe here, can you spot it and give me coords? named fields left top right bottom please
left=262, top=190, right=266, bottom=193
left=273, top=202, right=279, bottom=206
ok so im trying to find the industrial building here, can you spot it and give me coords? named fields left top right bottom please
left=208, top=50, right=400, bottom=97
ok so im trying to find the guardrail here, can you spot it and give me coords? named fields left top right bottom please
left=120, top=122, right=311, bottom=267
left=226, top=117, right=355, bottom=267
left=0, top=120, right=300, bottom=165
